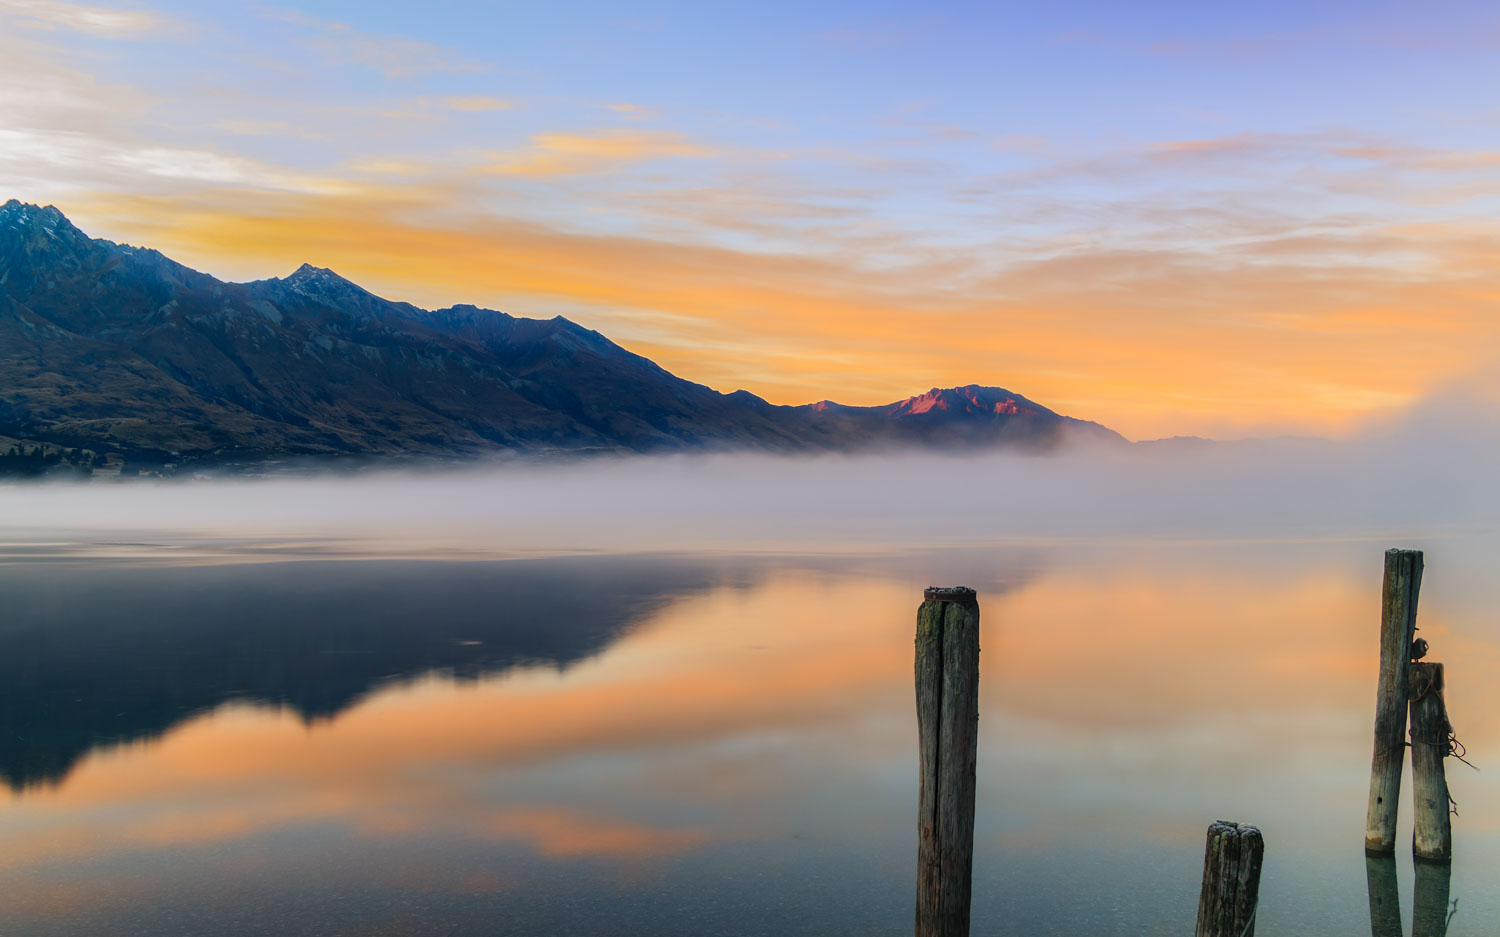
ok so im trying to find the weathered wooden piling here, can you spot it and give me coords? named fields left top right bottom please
left=1366, top=548, right=1423, bottom=855
left=915, top=586, right=980, bottom=937
left=1195, top=820, right=1263, bottom=937
left=1412, top=854, right=1453, bottom=937
left=1364, top=854, right=1402, bottom=937
left=1410, top=661, right=1453, bottom=863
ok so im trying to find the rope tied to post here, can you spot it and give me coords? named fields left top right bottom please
left=1444, top=722, right=1475, bottom=818
left=1448, top=731, right=1477, bottom=770
left=1408, top=664, right=1477, bottom=770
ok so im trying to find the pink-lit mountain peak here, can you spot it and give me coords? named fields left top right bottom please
left=794, top=383, right=1118, bottom=448
left=884, top=385, right=1051, bottom=418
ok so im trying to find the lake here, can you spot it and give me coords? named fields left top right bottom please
left=1, top=534, right=1495, bottom=935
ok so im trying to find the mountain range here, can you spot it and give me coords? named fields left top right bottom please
left=0, top=200, right=1123, bottom=473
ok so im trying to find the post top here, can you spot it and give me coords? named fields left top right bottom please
left=924, top=585, right=977, bottom=603
left=1208, top=819, right=1261, bottom=835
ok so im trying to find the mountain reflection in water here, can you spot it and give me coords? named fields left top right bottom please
left=0, top=554, right=753, bottom=790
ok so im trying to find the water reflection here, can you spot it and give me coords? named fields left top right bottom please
left=0, top=540, right=1496, bottom=937
left=1415, top=860, right=1454, bottom=937
left=1367, top=856, right=1455, bottom=937
left=0, top=554, right=753, bottom=790
left=1367, top=855, right=1402, bottom=937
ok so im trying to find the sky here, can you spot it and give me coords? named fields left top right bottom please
left=2, top=0, right=1499, bottom=440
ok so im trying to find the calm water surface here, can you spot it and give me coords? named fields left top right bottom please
left=1, top=537, right=1496, bottom=935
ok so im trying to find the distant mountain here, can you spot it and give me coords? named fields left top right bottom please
left=799, top=384, right=1120, bottom=449
left=1131, top=434, right=1331, bottom=453
left=1131, top=435, right=1218, bottom=453
left=0, top=200, right=1123, bottom=472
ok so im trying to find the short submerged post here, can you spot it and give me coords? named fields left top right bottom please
left=1410, top=661, right=1453, bottom=863
left=1366, top=548, right=1423, bottom=855
left=1195, top=820, right=1264, bottom=937
left=915, top=586, right=980, bottom=937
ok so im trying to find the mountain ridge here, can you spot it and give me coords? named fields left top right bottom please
left=0, top=199, right=1125, bottom=474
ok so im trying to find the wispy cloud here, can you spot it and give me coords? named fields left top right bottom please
left=0, top=30, right=330, bottom=198
left=0, top=0, right=180, bottom=38
left=973, top=129, right=1500, bottom=212
left=1331, top=142, right=1500, bottom=172
left=877, top=116, right=979, bottom=145
left=442, top=94, right=513, bottom=112
left=600, top=174, right=877, bottom=244
left=1052, top=26, right=1317, bottom=62
left=344, top=157, right=434, bottom=176
left=0, top=128, right=351, bottom=194
left=1053, top=16, right=1500, bottom=62
left=602, top=103, right=658, bottom=121
left=258, top=6, right=488, bottom=78
left=0, top=31, right=347, bottom=197
left=210, top=119, right=328, bottom=141
left=483, top=129, right=716, bottom=178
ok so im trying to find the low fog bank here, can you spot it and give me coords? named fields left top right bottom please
left=1, top=390, right=1497, bottom=553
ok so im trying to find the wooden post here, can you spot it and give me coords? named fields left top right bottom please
left=1364, top=854, right=1402, bottom=937
left=1366, top=548, right=1423, bottom=855
left=915, top=586, right=980, bottom=937
left=1195, top=820, right=1263, bottom=937
left=1410, top=661, right=1453, bottom=863
left=1412, top=855, right=1453, bottom=937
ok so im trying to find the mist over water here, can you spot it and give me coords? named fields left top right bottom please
left=2, top=394, right=1496, bottom=554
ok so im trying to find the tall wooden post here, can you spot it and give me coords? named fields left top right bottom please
left=1364, top=854, right=1402, bottom=937
left=1195, top=820, right=1264, bottom=937
left=1366, top=548, right=1423, bottom=855
left=915, top=586, right=980, bottom=937
left=1410, top=661, right=1453, bottom=863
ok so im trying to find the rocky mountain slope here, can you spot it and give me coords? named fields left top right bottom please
left=0, top=200, right=1123, bottom=472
